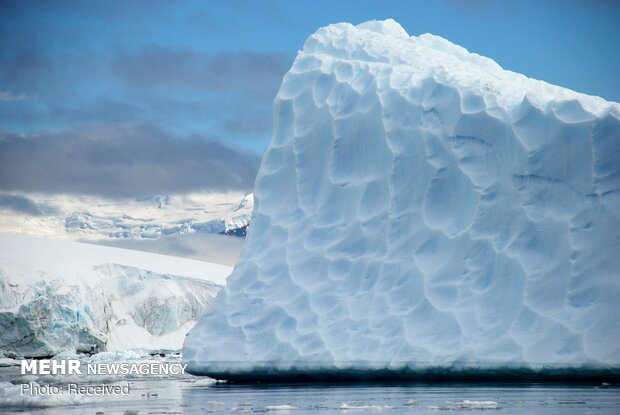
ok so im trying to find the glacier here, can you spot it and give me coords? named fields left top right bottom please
left=0, top=191, right=253, bottom=243
left=0, top=234, right=230, bottom=357
left=183, top=19, right=620, bottom=379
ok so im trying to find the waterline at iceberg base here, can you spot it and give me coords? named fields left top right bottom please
left=180, top=362, right=620, bottom=383
left=183, top=19, right=620, bottom=381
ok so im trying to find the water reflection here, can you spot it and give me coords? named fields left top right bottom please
left=1, top=374, right=619, bottom=414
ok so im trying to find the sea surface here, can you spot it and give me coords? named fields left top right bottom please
left=1, top=363, right=619, bottom=415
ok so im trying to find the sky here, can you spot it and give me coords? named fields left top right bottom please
left=0, top=0, right=618, bottom=201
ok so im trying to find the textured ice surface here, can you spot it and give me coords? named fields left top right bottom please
left=0, top=234, right=229, bottom=357
left=184, top=20, right=620, bottom=378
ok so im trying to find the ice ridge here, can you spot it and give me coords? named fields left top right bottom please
left=183, top=19, right=620, bottom=379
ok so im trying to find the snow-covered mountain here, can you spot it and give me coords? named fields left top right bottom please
left=184, top=20, right=620, bottom=378
left=0, top=234, right=230, bottom=358
left=0, top=192, right=253, bottom=241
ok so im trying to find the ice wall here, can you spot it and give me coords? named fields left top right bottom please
left=184, top=20, right=620, bottom=378
left=0, top=235, right=228, bottom=357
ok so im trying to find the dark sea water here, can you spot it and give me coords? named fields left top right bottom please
left=2, top=369, right=619, bottom=415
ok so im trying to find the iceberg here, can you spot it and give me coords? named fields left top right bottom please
left=183, top=20, right=620, bottom=379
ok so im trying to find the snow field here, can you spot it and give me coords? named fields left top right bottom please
left=0, top=234, right=230, bottom=356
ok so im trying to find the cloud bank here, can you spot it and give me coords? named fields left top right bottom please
left=0, top=124, right=261, bottom=198
left=0, top=2, right=291, bottom=200
left=0, top=193, right=55, bottom=216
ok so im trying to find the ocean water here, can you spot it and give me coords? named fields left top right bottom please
left=1, top=368, right=619, bottom=415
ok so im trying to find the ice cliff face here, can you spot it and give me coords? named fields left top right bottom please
left=0, top=235, right=228, bottom=357
left=184, top=20, right=620, bottom=377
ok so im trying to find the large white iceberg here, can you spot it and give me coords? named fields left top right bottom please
left=183, top=20, right=620, bottom=378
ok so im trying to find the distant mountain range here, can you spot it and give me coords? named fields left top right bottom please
left=0, top=192, right=253, bottom=241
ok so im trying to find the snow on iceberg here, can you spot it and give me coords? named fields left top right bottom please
left=0, top=234, right=230, bottom=357
left=183, top=19, right=620, bottom=379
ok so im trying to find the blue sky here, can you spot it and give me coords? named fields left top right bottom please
left=0, top=0, right=618, bottom=197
